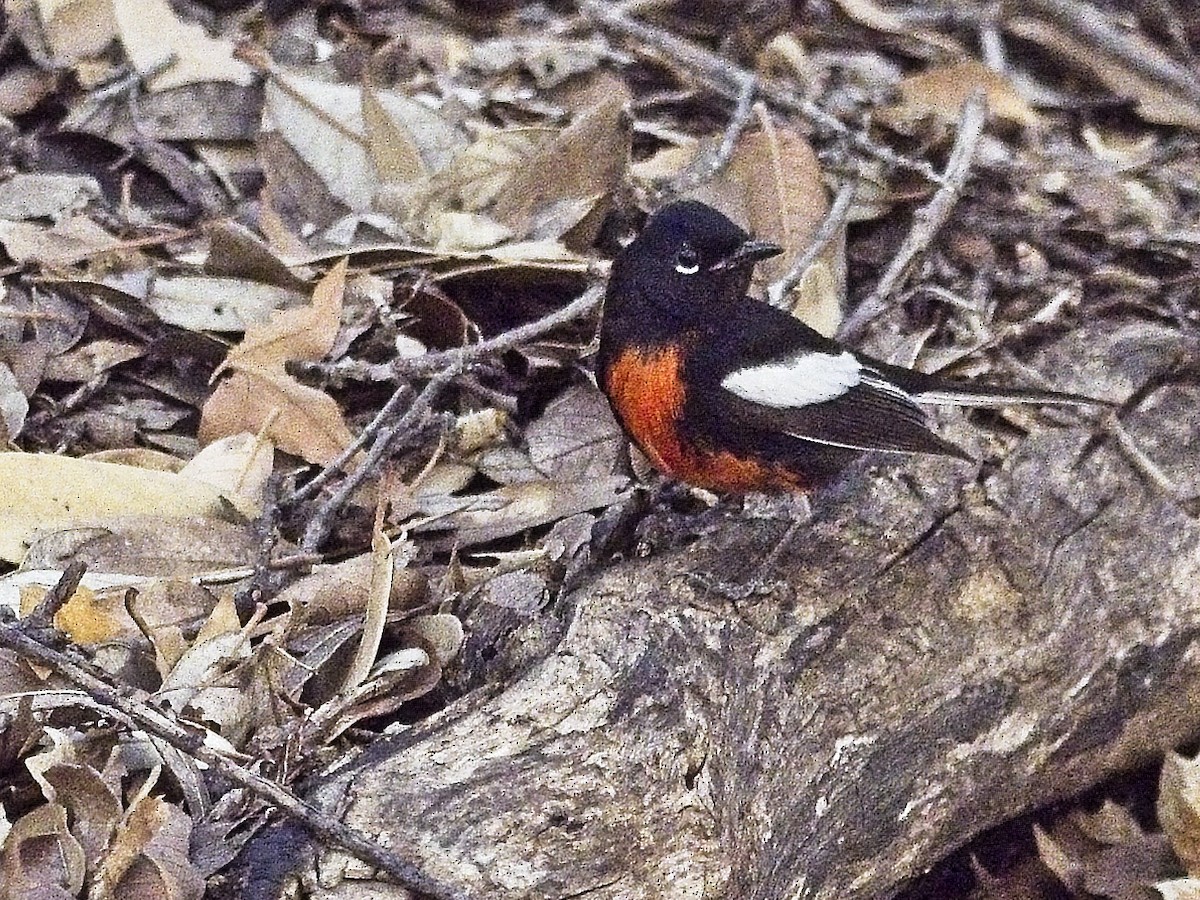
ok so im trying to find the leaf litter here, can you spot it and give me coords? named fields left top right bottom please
left=0, top=0, right=1197, bottom=897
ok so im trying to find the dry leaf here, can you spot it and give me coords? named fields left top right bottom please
left=0, top=802, right=86, bottom=898
left=1008, top=12, right=1200, bottom=131
left=0, top=216, right=121, bottom=266
left=221, top=258, right=346, bottom=372
left=199, top=368, right=353, bottom=466
left=272, top=552, right=428, bottom=625
left=34, top=0, right=118, bottom=64
left=202, top=261, right=352, bottom=464
left=833, top=0, right=965, bottom=55
left=492, top=89, right=629, bottom=244
left=362, top=44, right=466, bottom=203
left=96, top=794, right=203, bottom=900
left=1160, top=752, right=1200, bottom=876
left=711, top=126, right=844, bottom=334
left=179, top=433, right=274, bottom=513
left=263, top=70, right=374, bottom=212
left=885, top=60, right=1039, bottom=130
left=146, top=276, right=304, bottom=333
left=44, top=339, right=144, bottom=382
left=412, top=477, right=628, bottom=546
left=525, top=384, right=624, bottom=481
left=0, top=174, right=100, bottom=220
left=0, top=363, right=29, bottom=441
left=0, top=453, right=242, bottom=563
left=1157, top=879, right=1200, bottom=900
left=341, top=512, right=393, bottom=693
left=112, top=0, right=253, bottom=93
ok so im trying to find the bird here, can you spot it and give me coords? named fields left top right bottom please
left=596, top=200, right=1106, bottom=495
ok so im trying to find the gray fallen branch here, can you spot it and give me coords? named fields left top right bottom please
left=287, top=313, right=1200, bottom=900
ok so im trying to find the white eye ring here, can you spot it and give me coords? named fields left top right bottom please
left=674, top=248, right=700, bottom=275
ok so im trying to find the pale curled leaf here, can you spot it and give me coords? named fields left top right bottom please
left=341, top=515, right=393, bottom=693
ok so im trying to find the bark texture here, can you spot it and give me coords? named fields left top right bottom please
left=304, top=315, right=1200, bottom=899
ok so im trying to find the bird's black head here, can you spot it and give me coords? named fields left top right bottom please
left=605, top=201, right=782, bottom=327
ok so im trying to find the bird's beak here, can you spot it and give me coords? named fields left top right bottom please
left=709, top=239, right=784, bottom=271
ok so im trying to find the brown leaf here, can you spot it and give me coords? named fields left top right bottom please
left=22, top=516, right=256, bottom=575
left=199, top=368, right=353, bottom=465
left=221, top=258, right=347, bottom=373
left=491, top=88, right=630, bottom=244
left=885, top=60, right=1040, bottom=130
left=0, top=453, right=242, bottom=564
left=721, top=125, right=843, bottom=334
left=98, top=794, right=203, bottom=900
left=525, top=384, right=624, bottom=481
left=39, top=763, right=122, bottom=860
left=0, top=803, right=86, bottom=898
left=412, top=477, right=628, bottom=546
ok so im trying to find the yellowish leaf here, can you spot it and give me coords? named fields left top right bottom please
left=887, top=60, right=1039, bottom=129
left=0, top=453, right=240, bottom=563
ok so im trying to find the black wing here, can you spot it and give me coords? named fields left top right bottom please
left=719, top=356, right=972, bottom=460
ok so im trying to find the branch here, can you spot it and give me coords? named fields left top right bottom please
left=837, top=90, right=987, bottom=343
left=580, top=0, right=946, bottom=185
left=0, top=614, right=470, bottom=900
left=767, top=180, right=857, bottom=310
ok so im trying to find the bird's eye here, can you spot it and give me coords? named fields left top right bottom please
left=674, top=246, right=700, bottom=275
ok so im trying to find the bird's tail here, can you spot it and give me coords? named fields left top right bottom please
left=911, top=384, right=1112, bottom=408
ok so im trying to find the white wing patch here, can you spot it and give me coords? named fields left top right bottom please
left=721, top=350, right=863, bottom=409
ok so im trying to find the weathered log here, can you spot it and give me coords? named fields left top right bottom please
left=300, top=315, right=1199, bottom=899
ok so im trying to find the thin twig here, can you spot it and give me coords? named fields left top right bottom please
left=1106, top=416, right=1200, bottom=515
left=286, top=384, right=415, bottom=506
left=0, top=618, right=470, bottom=900
left=300, top=369, right=458, bottom=552
left=580, top=0, right=945, bottom=185
left=25, top=561, right=87, bottom=629
left=837, top=90, right=988, bottom=343
left=767, top=181, right=857, bottom=309
left=668, top=72, right=759, bottom=197
left=302, top=283, right=604, bottom=384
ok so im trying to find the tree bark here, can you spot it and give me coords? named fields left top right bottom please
left=302, top=315, right=1200, bottom=899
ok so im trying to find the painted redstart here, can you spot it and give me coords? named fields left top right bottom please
left=597, top=200, right=1105, bottom=494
